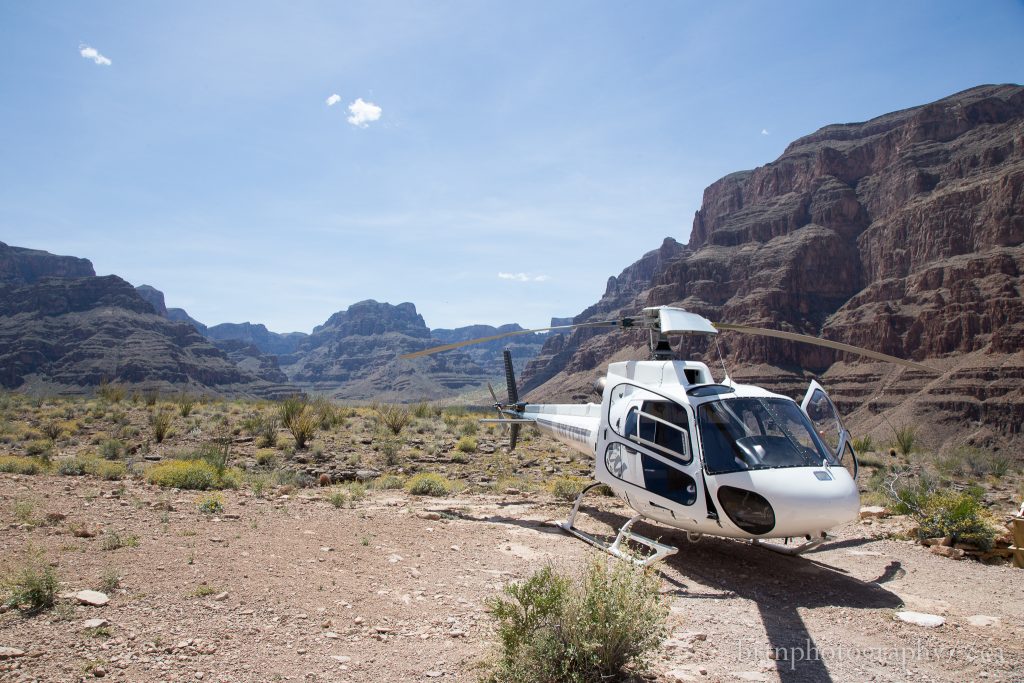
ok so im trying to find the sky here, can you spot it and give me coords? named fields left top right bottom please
left=1, top=1, right=1022, bottom=333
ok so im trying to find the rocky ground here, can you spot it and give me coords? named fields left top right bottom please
left=2, top=471, right=1022, bottom=683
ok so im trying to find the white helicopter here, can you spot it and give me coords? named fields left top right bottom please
left=403, top=306, right=937, bottom=566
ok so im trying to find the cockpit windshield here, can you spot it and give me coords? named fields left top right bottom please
left=697, top=398, right=836, bottom=474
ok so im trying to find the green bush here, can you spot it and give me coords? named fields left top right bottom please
left=149, top=409, right=174, bottom=444
left=2, top=555, right=59, bottom=615
left=456, top=435, right=477, bottom=453
left=254, top=448, right=278, bottom=468
left=888, top=482, right=999, bottom=550
left=243, top=412, right=280, bottom=448
left=57, top=457, right=89, bottom=476
left=25, top=439, right=53, bottom=459
left=197, top=494, right=224, bottom=515
left=377, top=404, right=411, bottom=435
left=889, top=424, right=918, bottom=456
left=851, top=434, right=875, bottom=453
left=146, top=459, right=234, bottom=490
left=100, top=438, right=125, bottom=460
left=176, top=393, right=197, bottom=417
left=0, top=455, right=47, bottom=475
left=279, top=399, right=317, bottom=450
left=485, top=560, right=666, bottom=683
left=407, top=472, right=453, bottom=497
left=88, top=460, right=127, bottom=481
left=329, top=490, right=347, bottom=508
left=372, top=474, right=405, bottom=490
left=549, top=476, right=589, bottom=502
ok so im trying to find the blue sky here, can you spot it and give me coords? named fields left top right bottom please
left=1, top=1, right=1022, bottom=333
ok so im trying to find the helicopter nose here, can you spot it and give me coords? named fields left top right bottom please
left=716, top=467, right=860, bottom=538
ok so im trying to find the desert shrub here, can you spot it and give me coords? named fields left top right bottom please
left=0, top=455, right=47, bottom=475
left=934, top=446, right=1014, bottom=479
left=243, top=412, right=279, bottom=448
left=378, top=437, right=402, bottom=466
left=97, top=381, right=126, bottom=403
left=485, top=560, right=666, bottom=683
left=888, top=481, right=999, bottom=550
left=142, top=389, right=159, bottom=406
left=195, top=439, right=231, bottom=475
left=100, top=530, right=139, bottom=551
left=407, top=472, right=454, bottom=497
left=197, top=493, right=224, bottom=515
left=372, top=474, right=405, bottom=490
left=42, top=421, right=63, bottom=442
left=377, top=404, right=412, bottom=436
left=456, top=435, right=477, bottom=453
left=176, top=393, right=197, bottom=417
left=412, top=402, right=433, bottom=419
left=97, top=568, right=120, bottom=593
left=279, top=396, right=307, bottom=430
left=2, top=554, right=59, bottom=615
left=345, top=481, right=367, bottom=502
left=100, top=438, right=126, bottom=460
left=851, top=434, right=875, bottom=453
left=255, top=448, right=278, bottom=468
left=549, top=476, right=589, bottom=502
left=149, top=409, right=174, bottom=444
left=310, top=396, right=337, bottom=430
left=247, top=473, right=269, bottom=497
left=58, top=457, right=89, bottom=476
left=889, top=424, right=919, bottom=456
left=279, top=398, right=316, bottom=450
left=25, top=439, right=53, bottom=460
left=146, top=460, right=222, bottom=490
left=87, top=460, right=127, bottom=481
left=329, top=490, right=347, bottom=508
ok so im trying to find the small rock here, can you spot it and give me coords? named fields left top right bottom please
left=929, top=545, right=965, bottom=560
left=425, top=672, right=443, bottom=678
left=76, top=590, right=110, bottom=607
left=331, top=655, right=352, bottom=663
left=895, top=611, right=945, bottom=628
left=0, top=647, right=26, bottom=659
left=212, top=592, right=229, bottom=602
left=320, top=546, right=334, bottom=553
left=324, top=631, right=340, bottom=639
left=82, top=619, right=110, bottom=629
left=417, top=512, right=442, bottom=521
left=859, top=505, right=888, bottom=519
left=967, top=615, right=1000, bottom=627
left=92, top=666, right=107, bottom=677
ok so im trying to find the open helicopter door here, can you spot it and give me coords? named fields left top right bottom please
left=800, top=380, right=858, bottom=479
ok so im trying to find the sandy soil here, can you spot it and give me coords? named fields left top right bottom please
left=1, top=473, right=1022, bottom=683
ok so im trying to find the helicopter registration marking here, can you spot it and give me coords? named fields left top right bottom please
left=535, top=417, right=593, bottom=446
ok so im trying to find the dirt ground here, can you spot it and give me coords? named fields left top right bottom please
left=1, top=472, right=1022, bottom=683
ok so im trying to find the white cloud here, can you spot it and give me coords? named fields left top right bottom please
left=347, top=98, right=382, bottom=127
left=326, top=93, right=341, bottom=107
left=761, top=128, right=769, bottom=136
left=498, top=272, right=550, bottom=283
left=79, top=44, right=112, bottom=66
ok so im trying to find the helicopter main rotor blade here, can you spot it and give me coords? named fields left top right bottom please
left=399, top=320, right=625, bottom=360
left=712, top=323, right=940, bottom=373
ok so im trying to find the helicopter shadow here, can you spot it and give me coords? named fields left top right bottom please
left=580, top=507, right=903, bottom=683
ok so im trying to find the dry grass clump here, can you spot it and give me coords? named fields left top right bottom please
left=548, top=476, right=589, bottom=501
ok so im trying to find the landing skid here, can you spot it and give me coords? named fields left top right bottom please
left=751, top=535, right=833, bottom=556
left=551, top=483, right=678, bottom=567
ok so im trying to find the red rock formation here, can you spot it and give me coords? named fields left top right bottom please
left=521, top=84, right=1024, bottom=451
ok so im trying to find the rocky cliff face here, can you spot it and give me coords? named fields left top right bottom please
left=206, top=322, right=307, bottom=356
left=0, top=242, right=94, bottom=285
left=522, top=84, right=1024, bottom=451
left=0, top=252, right=293, bottom=398
left=282, top=300, right=495, bottom=401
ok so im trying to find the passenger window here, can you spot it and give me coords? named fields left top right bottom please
left=641, top=454, right=697, bottom=506
left=604, top=442, right=642, bottom=487
left=628, top=401, right=692, bottom=464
